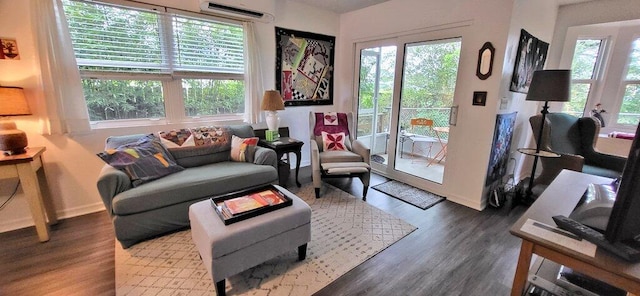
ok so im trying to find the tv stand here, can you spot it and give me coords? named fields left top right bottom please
left=509, top=170, right=640, bottom=296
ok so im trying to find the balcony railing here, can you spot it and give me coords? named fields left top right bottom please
left=357, top=107, right=451, bottom=140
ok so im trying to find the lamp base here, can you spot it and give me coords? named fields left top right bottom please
left=0, top=121, right=28, bottom=155
left=265, top=111, right=280, bottom=132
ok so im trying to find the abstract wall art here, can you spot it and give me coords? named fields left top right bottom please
left=510, top=29, right=548, bottom=94
left=275, top=27, right=335, bottom=106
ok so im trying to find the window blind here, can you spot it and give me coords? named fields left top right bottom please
left=173, top=15, right=244, bottom=74
left=63, top=0, right=244, bottom=75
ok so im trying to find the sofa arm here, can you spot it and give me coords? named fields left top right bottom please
left=96, top=165, right=132, bottom=215
left=253, top=146, right=278, bottom=170
left=352, top=139, right=371, bottom=164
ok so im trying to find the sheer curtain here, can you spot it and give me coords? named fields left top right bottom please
left=30, top=0, right=90, bottom=134
left=243, top=21, right=264, bottom=124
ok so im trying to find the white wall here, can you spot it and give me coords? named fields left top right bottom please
left=502, top=0, right=560, bottom=184
left=335, top=0, right=561, bottom=209
left=0, top=0, right=339, bottom=232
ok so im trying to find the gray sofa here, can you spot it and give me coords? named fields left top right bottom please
left=97, top=124, right=279, bottom=248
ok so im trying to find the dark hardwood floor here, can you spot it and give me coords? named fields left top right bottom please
left=0, top=167, right=526, bottom=295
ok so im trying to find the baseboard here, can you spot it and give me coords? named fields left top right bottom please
left=0, top=202, right=106, bottom=233
left=446, top=193, right=485, bottom=211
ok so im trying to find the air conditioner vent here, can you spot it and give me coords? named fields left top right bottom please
left=205, top=3, right=264, bottom=18
left=199, top=1, right=275, bottom=23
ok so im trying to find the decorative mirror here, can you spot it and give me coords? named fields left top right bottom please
left=476, top=42, right=495, bottom=80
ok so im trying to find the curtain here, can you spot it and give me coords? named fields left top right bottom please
left=30, top=0, right=90, bottom=135
left=243, top=21, right=263, bottom=124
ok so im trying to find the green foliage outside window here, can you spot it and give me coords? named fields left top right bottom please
left=62, top=0, right=245, bottom=122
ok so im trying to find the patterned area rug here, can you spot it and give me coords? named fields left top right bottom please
left=115, top=183, right=416, bottom=296
left=372, top=180, right=445, bottom=210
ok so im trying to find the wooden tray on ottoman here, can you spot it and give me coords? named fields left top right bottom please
left=210, top=185, right=293, bottom=225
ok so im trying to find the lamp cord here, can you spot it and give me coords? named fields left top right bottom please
left=0, top=180, right=20, bottom=211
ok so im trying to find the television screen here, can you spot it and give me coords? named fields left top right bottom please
left=605, top=122, right=640, bottom=244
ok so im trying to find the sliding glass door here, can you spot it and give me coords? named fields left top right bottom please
left=356, top=35, right=461, bottom=187
left=395, top=38, right=461, bottom=184
left=356, top=44, right=397, bottom=172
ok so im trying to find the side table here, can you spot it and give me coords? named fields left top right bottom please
left=0, top=147, right=57, bottom=242
left=258, top=137, right=303, bottom=188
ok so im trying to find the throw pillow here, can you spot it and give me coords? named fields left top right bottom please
left=230, top=135, right=259, bottom=162
left=97, top=134, right=184, bottom=187
left=158, top=128, right=194, bottom=148
left=321, top=131, right=348, bottom=151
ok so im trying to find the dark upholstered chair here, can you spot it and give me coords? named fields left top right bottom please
left=309, top=112, right=370, bottom=200
left=529, top=113, right=627, bottom=187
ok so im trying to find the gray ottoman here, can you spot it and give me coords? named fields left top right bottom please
left=189, top=185, right=311, bottom=296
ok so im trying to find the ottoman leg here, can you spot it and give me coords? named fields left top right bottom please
left=215, top=279, right=226, bottom=296
left=298, top=243, right=308, bottom=261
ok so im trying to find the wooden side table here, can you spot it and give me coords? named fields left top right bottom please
left=0, top=147, right=57, bottom=242
left=254, top=127, right=303, bottom=188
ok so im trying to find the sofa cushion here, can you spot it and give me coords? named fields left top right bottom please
left=111, top=161, right=276, bottom=215
left=158, top=128, right=194, bottom=148
left=230, top=135, right=259, bottom=162
left=321, top=131, right=347, bottom=151
left=97, top=134, right=184, bottom=187
left=319, top=150, right=364, bottom=163
left=168, top=126, right=232, bottom=168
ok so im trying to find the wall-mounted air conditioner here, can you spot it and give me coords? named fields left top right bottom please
left=199, top=0, right=275, bottom=23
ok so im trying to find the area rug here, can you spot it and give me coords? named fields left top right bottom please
left=115, top=183, right=416, bottom=296
left=372, top=180, right=445, bottom=210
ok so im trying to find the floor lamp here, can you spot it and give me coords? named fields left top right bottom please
left=523, top=70, right=571, bottom=201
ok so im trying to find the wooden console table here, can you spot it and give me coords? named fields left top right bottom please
left=0, top=147, right=57, bottom=242
left=509, top=170, right=640, bottom=295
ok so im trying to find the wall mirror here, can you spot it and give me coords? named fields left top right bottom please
left=476, top=42, right=495, bottom=80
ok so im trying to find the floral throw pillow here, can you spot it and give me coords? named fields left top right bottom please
left=97, top=135, right=184, bottom=187
left=321, top=131, right=348, bottom=151
left=230, top=135, right=259, bottom=162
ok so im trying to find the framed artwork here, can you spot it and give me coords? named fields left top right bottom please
left=275, top=27, right=335, bottom=106
left=485, top=112, right=517, bottom=186
left=473, top=91, right=487, bottom=106
left=0, top=38, right=20, bottom=60
left=510, top=29, right=548, bottom=93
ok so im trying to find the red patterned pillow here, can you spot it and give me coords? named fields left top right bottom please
left=321, top=131, right=347, bottom=151
left=230, top=135, right=259, bottom=162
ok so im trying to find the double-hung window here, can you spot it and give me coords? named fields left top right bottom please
left=563, top=38, right=606, bottom=117
left=618, top=38, right=640, bottom=125
left=560, top=22, right=640, bottom=132
left=61, top=0, right=245, bottom=126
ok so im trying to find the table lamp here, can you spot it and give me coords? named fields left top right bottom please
left=0, top=86, right=32, bottom=155
left=524, top=70, right=571, bottom=199
left=261, top=90, right=285, bottom=137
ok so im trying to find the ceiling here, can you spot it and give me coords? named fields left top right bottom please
left=287, top=0, right=390, bottom=14
left=288, top=0, right=594, bottom=14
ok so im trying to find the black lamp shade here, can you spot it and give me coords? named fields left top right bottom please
left=526, top=70, right=571, bottom=102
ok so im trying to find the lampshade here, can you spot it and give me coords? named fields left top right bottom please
left=261, top=90, right=285, bottom=111
left=526, top=70, right=571, bottom=102
left=0, top=86, right=31, bottom=155
left=0, top=86, right=31, bottom=116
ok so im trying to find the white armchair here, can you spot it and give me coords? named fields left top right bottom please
left=309, top=112, right=371, bottom=200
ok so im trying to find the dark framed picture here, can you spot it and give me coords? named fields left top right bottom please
left=485, top=112, right=517, bottom=186
left=275, top=27, right=335, bottom=106
left=510, top=29, right=548, bottom=93
left=473, top=91, right=487, bottom=106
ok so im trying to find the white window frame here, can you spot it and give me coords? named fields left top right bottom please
left=64, top=0, right=246, bottom=129
left=560, top=21, right=640, bottom=133
left=610, top=34, right=640, bottom=128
